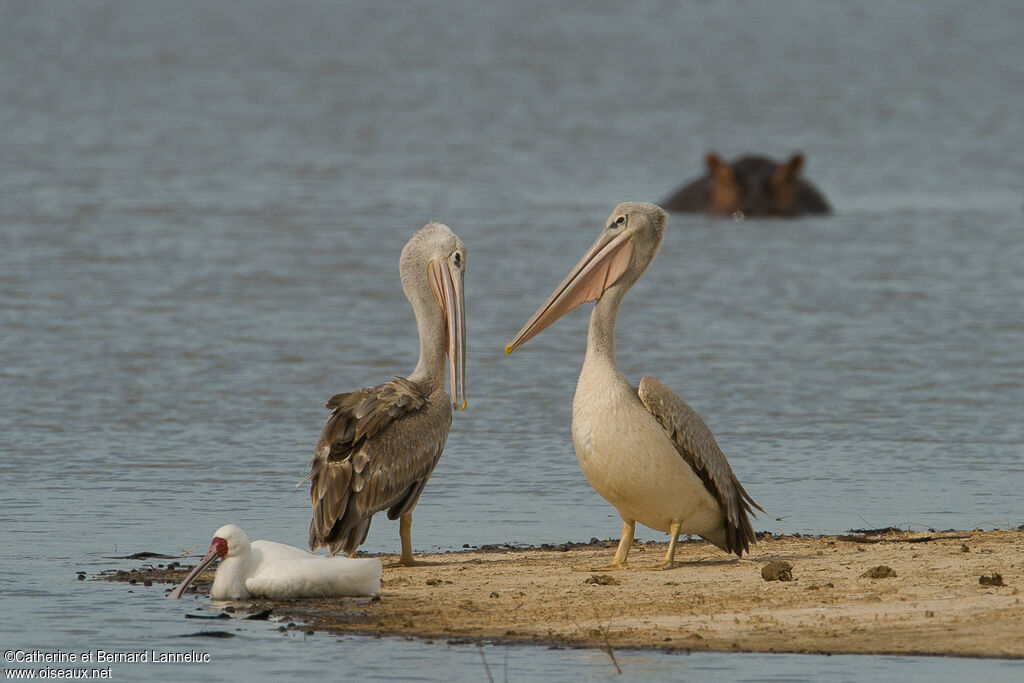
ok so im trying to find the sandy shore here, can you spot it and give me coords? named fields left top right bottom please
left=101, top=528, right=1023, bottom=658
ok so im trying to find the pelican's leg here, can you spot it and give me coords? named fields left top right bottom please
left=656, top=521, right=682, bottom=570
left=603, top=519, right=635, bottom=570
left=399, top=512, right=418, bottom=566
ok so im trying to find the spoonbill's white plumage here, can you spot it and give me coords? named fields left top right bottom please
left=168, top=524, right=382, bottom=600
left=305, top=222, right=467, bottom=565
left=506, top=202, right=763, bottom=570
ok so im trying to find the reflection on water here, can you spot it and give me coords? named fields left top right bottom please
left=1, top=0, right=1021, bottom=679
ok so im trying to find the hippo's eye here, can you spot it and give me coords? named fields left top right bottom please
left=614, top=215, right=627, bottom=227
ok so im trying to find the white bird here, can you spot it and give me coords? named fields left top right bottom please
left=506, top=202, right=763, bottom=570
left=168, top=524, right=382, bottom=600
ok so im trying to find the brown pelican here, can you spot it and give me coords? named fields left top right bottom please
left=305, top=222, right=466, bottom=566
left=506, top=203, right=762, bottom=569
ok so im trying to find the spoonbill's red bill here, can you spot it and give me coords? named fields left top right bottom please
left=168, top=524, right=381, bottom=600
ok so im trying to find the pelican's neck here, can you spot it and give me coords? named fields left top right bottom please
left=407, top=296, right=446, bottom=393
left=583, top=285, right=626, bottom=372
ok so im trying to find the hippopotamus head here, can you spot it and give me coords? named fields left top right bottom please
left=663, top=152, right=831, bottom=217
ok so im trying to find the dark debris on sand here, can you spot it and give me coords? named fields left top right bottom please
left=979, top=573, right=1005, bottom=587
left=861, top=565, right=898, bottom=579
left=761, top=561, right=793, bottom=582
left=584, top=575, right=620, bottom=586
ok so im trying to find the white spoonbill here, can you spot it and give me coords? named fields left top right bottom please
left=506, top=202, right=763, bottom=570
left=168, top=524, right=382, bottom=600
left=305, top=222, right=467, bottom=565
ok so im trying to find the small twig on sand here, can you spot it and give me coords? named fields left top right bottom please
left=857, top=515, right=878, bottom=530
left=567, top=611, right=622, bottom=675
left=848, top=526, right=902, bottom=536
left=596, top=619, right=622, bottom=675
left=836, top=533, right=971, bottom=544
left=477, top=641, right=494, bottom=683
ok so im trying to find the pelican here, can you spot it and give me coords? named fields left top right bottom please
left=304, top=222, right=466, bottom=565
left=506, top=202, right=762, bottom=569
left=168, top=524, right=382, bottom=600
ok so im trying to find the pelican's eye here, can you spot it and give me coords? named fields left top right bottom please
left=452, top=251, right=463, bottom=268
left=614, top=215, right=628, bottom=228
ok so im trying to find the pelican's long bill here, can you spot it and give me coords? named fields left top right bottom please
left=505, top=228, right=634, bottom=354
left=428, top=258, right=467, bottom=410
left=167, top=538, right=225, bottom=599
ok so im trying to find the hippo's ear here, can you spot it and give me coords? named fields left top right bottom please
left=781, top=153, right=805, bottom=178
left=705, top=152, right=726, bottom=174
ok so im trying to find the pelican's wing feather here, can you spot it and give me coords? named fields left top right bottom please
left=306, top=377, right=451, bottom=556
left=637, top=376, right=764, bottom=556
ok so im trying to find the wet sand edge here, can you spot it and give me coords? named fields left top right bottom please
left=97, top=528, right=1024, bottom=659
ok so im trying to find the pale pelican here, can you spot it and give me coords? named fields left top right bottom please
left=506, top=203, right=762, bottom=569
left=305, top=222, right=466, bottom=565
left=168, top=524, right=381, bottom=600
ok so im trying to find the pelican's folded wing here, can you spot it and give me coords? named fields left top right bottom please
left=306, top=377, right=450, bottom=556
left=637, top=376, right=764, bottom=556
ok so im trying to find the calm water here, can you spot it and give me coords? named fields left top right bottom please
left=2, top=1, right=1022, bottom=680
